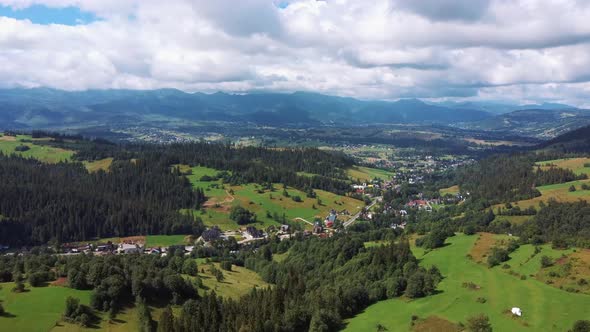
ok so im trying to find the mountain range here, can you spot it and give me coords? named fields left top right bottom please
left=1, top=88, right=589, bottom=138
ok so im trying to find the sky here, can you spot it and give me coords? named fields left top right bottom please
left=1, top=0, right=590, bottom=106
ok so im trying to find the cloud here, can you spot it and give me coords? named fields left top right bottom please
left=395, top=0, right=491, bottom=22
left=0, top=0, right=589, bottom=106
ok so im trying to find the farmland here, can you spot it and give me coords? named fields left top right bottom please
left=0, top=134, right=74, bottom=163
left=347, top=166, right=395, bottom=183
left=345, top=234, right=590, bottom=332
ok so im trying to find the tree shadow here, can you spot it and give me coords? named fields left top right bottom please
left=0, top=312, right=17, bottom=318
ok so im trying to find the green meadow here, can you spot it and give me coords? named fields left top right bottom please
left=145, top=235, right=190, bottom=247
left=0, top=282, right=92, bottom=332
left=347, top=166, right=395, bottom=183
left=184, top=166, right=364, bottom=230
left=345, top=234, right=590, bottom=332
left=194, top=262, right=270, bottom=299
left=0, top=134, right=74, bottom=163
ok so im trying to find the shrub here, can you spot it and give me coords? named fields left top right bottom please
left=487, top=247, right=509, bottom=267
left=476, top=297, right=487, bottom=303
left=466, top=314, right=492, bottom=332
left=221, top=261, right=232, bottom=271
left=569, top=185, right=576, bottom=192
left=540, top=255, right=554, bottom=268
left=291, top=195, right=302, bottom=203
left=570, top=320, right=590, bottom=332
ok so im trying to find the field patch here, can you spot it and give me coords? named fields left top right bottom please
left=535, top=249, right=590, bottom=295
left=440, top=185, right=460, bottom=196
left=195, top=262, right=270, bottom=299
left=347, top=166, right=395, bottom=183
left=497, top=178, right=590, bottom=210
left=468, top=233, right=515, bottom=264
left=0, top=134, right=75, bottom=163
left=345, top=234, right=590, bottom=332
left=145, top=235, right=191, bottom=247
left=83, top=158, right=113, bottom=172
left=536, top=157, right=590, bottom=176
left=412, top=316, right=460, bottom=332
left=0, top=282, right=92, bottom=332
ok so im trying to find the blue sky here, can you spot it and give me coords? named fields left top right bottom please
left=0, top=4, right=97, bottom=25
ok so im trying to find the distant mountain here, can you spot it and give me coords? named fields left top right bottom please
left=539, top=124, right=590, bottom=153
left=432, top=100, right=578, bottom=115
left=459, top=108, right=590, bottom=139
left=0, top=88, right=495, bottom=129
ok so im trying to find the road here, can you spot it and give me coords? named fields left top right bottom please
left=343, top=196, right=382, bottom=228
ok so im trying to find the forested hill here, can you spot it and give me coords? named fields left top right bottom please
left=539, top=124, right=590, bottom=153
left=0, top=134, right=355, bottom=246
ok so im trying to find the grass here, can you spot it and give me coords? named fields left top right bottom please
left=0, top=134, right=74, bottom=163
left=345, top=234, right=590, bottom=332
left=195, top=262, right=270, bottom=299
left=505, top=179, right=590, bottom=209
left=347, top=166, right=395, bottom=183
left=83, top=158, right=113, bottom=172
left=440, top=185, right=460, bottom=196
left=145, top=235, right=190, bottom=247
left=0, top=282, right=92, bottom=332
left=51, top=305, right=167, bottom=332
left=535, top=158, right=590, bottom=176
left=184, top=165, right=364, bottom=231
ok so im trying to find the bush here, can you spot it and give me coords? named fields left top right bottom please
left=229, top=205, right=257, bottom=225
left=571, top=320, right=590, bottom=332
left=291, top=195, right=302, bottom=203
left=14, top=145, right=30, bottom=152
left=487, top=247, right=510, bottom=267
left=221, top=261, right=232, bottom=271
left=0, top=303, right=5, bottom=315
left=569, top=185, right=577, bottom=192
left=466, top=314, right=492, bottom=332
left=476, top=297, right=487, bottom=303
left=582, top=183, right=590, bottom=190
left=540, top=255, right=553, bottom=268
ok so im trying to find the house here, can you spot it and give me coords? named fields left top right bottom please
left=245, top=226, right=264, bottom=238
left=118, top=243, right=143, bottom=254
left=313, top=221, right=323, bottom=234
left=280, top=224, right=290, bottom=233
left=406, top=200, right=432, bottom=212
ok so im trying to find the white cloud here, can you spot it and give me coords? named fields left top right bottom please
left=0, top=0, right=590, bottom=105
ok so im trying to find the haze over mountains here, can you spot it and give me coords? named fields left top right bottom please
left=1, top=88, right=589, bottom=138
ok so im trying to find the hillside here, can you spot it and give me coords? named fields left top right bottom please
left=539, top=124, right=590, bottom=153
left=460, top=109, right=590, bottom=139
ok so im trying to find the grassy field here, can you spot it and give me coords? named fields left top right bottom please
left=0, top=134, right=74, bottom=163
left=505, top=179, right=590, bottom=209
left=195, top=262, right=270, bottom=299
left=51, top=305, right=167, bottom=332
left=145, top=235, right=190, bottom=247
left=536, top=157, right=590, bottom=176
left=83, top=158, right=113, bottom=172
left=347, top=166, right=395, bottom=183
left=440, top=185, right=460, bottom=196
left=0, top=282, right=92, bottom=332
left=184, top=166, right=364, bottom=231
left=345, top=234, right=590, bottom=332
